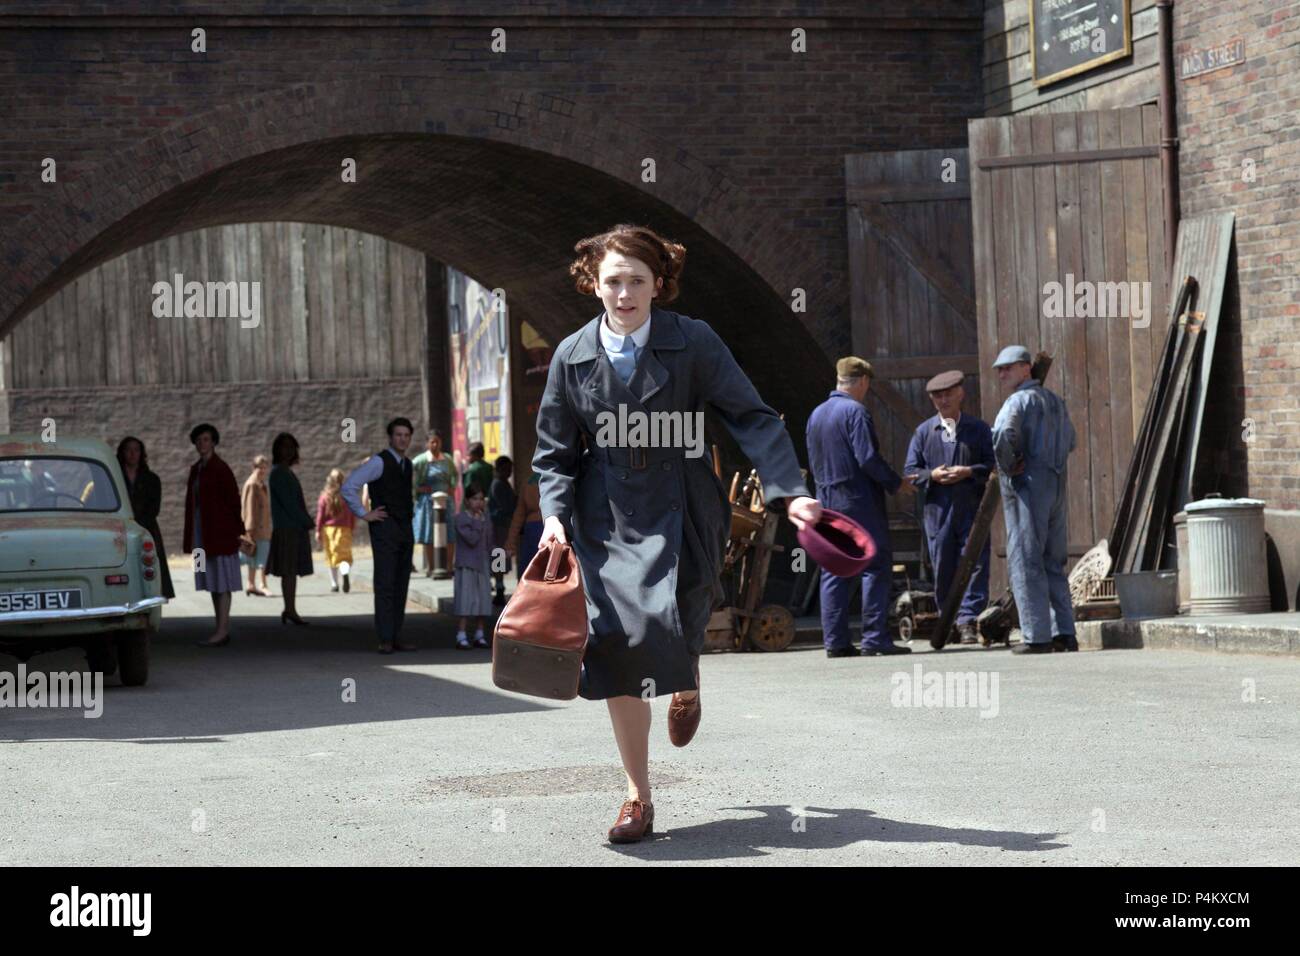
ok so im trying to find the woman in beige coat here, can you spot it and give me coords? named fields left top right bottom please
left=241, top=455, right=274, bottom=596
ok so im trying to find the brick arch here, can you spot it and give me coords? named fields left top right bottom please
left=1, top=76, right=833, bottom=357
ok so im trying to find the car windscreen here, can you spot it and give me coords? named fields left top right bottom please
left=0, top=457, right=121, bottom=513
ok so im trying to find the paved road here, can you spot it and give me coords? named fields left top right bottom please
left=3, top=573, right=1298, bottom=866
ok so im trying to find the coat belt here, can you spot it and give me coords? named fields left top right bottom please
left=584, top=441, right=691, bottom=471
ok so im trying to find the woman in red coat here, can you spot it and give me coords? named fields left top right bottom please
left=182, top=423, right=246, bottom=647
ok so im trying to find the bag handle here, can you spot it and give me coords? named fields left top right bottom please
left=543, top=540, right=565, bottom=581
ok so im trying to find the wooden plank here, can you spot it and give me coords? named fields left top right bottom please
left=1121, top=107, right=1153, bottom=441
left=201, top=228, right=223, bottom=383
left=275, top=222, right=294, bottom=383
left=333, top=226, right=353, bottom=380
left=374, top=236, right=393, bottom=378
left=289, top=221, right=309, bottom=381
left=989, top=123, right=1017, bottom=420
left=848, top=182, right=971, bottom=203
left=1178, top=214, right=1237, bottom=505
left=15, top=291, right=30, bottom=388
left=1010, top=116, right=1039, bottom=364
left=968, top=118, right=997, bottom=422
left=49, top=281, right=68, bottom=388
left=872, top=354, right=984, bottom=380
left=867, top=379, right=928, bottom=433
left=347, top=229, right=368, bottom=380
left=135, top=242, right=151, bottom=384
left=77, top=267, right=98, bottom=386
left=846, top=206, right=875, bottom=362
left=1052, top=113, right=1092, bottom=557
left=222, top=225, right=241, bottom=382
left=1098, top=109, right=1134, bottom=496
left=388, top=239, right=408, bottom=376
left=244, top=223, right=261, bottom=385
left=148, top=241, right=169, bottom=385
left=303, top=224, right=322, bottom=381
left=976, top=144, right=1160, bottom=169
left=1031, top=115, right=1060, bottom=362
left=362, top=232, right=382, bottom=377
left=275, top=221, right=292, bottom=382
left=1076, top=111, right=1115, bottom=549
left=857, top=200, right=978, bottom=337
left=0, top=337, right=11, bottom=394
left=319, top=226, right=338, bottom=380
left=102, top=256, right=120, bottom=387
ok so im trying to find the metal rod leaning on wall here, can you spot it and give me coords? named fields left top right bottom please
left=929, top=352, right=1053, bottom=651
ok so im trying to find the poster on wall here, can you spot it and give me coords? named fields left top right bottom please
left=1030, top=0, right=1131, bottom=88
left=447, top=270, right=511, bottom=505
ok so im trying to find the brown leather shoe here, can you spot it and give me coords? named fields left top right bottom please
left=607, top=799, right=654, bottom=844
left=667, top=692, right=702, bottom=747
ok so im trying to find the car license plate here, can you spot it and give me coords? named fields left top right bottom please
left=0, top=589, right=84, bottom=613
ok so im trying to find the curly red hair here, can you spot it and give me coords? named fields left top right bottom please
left=569, top=224, right=686, bottom=303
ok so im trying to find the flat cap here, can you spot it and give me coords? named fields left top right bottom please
left=925, top=369, right=964, bottom=393
left=836, top=356, right=874, bottom=379
left=992, top=345, right=1032, bottom=368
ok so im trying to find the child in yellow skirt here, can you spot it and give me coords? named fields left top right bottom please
left=316, top=468, right=356, bottom=593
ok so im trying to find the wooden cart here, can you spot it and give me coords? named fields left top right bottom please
left=702, top=454, right=798, bottom=653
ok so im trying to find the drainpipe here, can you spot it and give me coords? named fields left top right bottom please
left=1157, top=0, right=1180, bottom=283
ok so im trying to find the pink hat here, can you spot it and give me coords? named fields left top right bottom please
left=797, top=508, right=876, bottom=577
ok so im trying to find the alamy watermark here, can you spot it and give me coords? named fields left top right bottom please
left=151, top=273, right=261, bottom=328
left=890, top=663, right=999, bottom=718
left=593, top=404, right=706, bottom=459
left=1041, top=274, right=1151, bottom=329
left=0, top=665, right=103, bottom=718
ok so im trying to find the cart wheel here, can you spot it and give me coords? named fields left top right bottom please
left=897, top=616, right=914, bottom=643
left=749, top=605, right=795, bottom=652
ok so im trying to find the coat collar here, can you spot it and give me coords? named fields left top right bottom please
left=566, top=306, right=685, bottom=410
left=564, top=305, right=685, bottom=364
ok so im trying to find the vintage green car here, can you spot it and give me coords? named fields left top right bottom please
left=0, top=435, right=165, bottom=686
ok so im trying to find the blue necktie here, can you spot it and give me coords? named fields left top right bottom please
left=610, top=334, right=639, bottom=385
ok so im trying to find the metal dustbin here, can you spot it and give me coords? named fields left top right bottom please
left=1114, top=570, right=1179, bottom=620
left=1173, top=510, right=1190, bottom=614
left=1185, top=496, right=1269, bottom=615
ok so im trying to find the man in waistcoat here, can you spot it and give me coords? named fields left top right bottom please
left=343, top=417, right=417, bottom=654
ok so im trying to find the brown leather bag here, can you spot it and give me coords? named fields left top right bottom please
left=492, top=541, right=587, bottom=700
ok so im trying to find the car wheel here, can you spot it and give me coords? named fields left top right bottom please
left=117, top=628, right=150, bottom=687
left=85, top=637, right=118, bottom=678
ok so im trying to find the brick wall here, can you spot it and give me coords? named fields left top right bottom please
left=0, top=2, right=984, bottom=419
left=1176, top=1, right=1300, bottom=509
left=4, top=377, right=424, bottom=556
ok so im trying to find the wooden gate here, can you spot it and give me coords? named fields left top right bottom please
left=845, top=147, right=980, bottom=500
left=968, top=106, right=1168, bottom=572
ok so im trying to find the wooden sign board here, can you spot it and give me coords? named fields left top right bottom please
left=1030, top=0, right=1132, bottom=88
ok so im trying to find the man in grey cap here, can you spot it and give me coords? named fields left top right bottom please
left=991, top=346, right=1078, bottom=654
left=904, top=370, right=996, bottom=643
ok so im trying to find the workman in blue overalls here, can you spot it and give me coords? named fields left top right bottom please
left=991, top=346, right=1078, bottom=655
left=806, top=357, right=916, bottom=657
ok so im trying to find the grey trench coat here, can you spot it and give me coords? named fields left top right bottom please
left=532, top=306, right=810, bottom=700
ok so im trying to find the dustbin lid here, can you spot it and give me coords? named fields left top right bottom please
left=1185, top=496, right=1265, bottom=513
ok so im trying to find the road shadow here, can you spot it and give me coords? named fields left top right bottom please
left=0, top=609, right=551, bottom=743
left=608, top=804, right=1067, bottom=860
